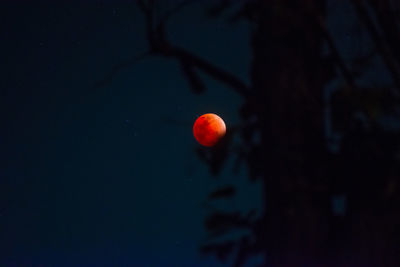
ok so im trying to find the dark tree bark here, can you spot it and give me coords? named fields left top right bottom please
left=246, top=1, right=329, bottom=265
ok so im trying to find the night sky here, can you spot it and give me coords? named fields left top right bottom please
left=2, top=1, right=393, bottom=266
left=1, top=2, right=261, bottom=266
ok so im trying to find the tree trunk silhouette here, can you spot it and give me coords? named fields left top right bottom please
left=247, top=1, right=329, bottom=265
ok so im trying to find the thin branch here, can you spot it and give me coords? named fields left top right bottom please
left=136, top=0, right=149, bottom=13
left=351, top=0, right=400, bottom=89
left=95, top=0, right=250, bottom=95
left=159, top=0, right=201, bottom=25
left=323, top=27, right=357, bottom=90
left=94, top=51, right=151, bottom=88
left=233, top=238, right=250, bottom=267
left=313, top=11, right=357, bottom=90
left=367, top=0, right=400, bottom=65
left=179, top=58, right=206, bottom=93
left=136, top=0, right=250, bottom=96
left=169, top=46, right=249, bottom=96
left=137, top=0, right=156, bottom=48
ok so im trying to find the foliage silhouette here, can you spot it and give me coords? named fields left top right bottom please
left=99, top=0, right=400, bottom=265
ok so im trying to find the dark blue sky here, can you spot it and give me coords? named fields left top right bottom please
left=1, top=2, right=262, bottom=266
left=2, top=1, right=391, bottom=266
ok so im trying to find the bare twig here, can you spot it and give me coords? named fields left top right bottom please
left=170, top=46, right=249, bottom=96
left=136, top=0, right=250, bottom=96
left=323, top=27, right=357, bottom=90
left=96, top=0, right=250, bottom=95
left=159, top=0, right=201, bottom=25
left=137, top=0, right=156, bottom=48
left=179, top=58, right=206, bottom=93
left=94, top=51, right=151, bottom=88
left=95, top=0, right=249, bottom=95
left=367, top=0, right=400, bottom=65
left=313, top=11, right=357, bottom=90
left=351, top=0, right=400, bottom=89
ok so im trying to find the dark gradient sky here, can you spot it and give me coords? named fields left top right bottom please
left=1, top=2, right=262, bottom=266
left=1, top=1, right=389, bottom=266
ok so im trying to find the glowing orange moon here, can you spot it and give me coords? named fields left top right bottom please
left=193, top=113, right=226, bottom=147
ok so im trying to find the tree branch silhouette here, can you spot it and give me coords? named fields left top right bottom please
left=96, top=0, right=250, bottom=96
left=367, top=0, right=400, bottom=65
left=137, top=0, right=250, bottom=96
left=319, top=19, right=357, bottom=90
left=351, top=0, right=400, bottom=89
left=94, top=51, right=151, bottom=88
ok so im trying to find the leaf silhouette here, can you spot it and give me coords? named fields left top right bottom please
left=205, top=212, right=250, bottom=234
left=200, top=241, right=235, bottom=262
left=209, top=186, right=236, bottom=199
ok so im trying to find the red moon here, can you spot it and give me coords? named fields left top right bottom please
left=193, top=113, right=226, bottom=147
